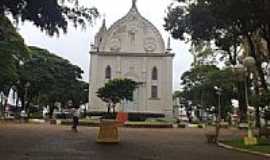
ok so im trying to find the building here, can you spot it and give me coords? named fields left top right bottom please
left=89, top=0, right=174, bottom=115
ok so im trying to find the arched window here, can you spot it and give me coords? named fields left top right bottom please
left=152, top=67, right=158, bottom=80
left=105, top=65, right=111, bottom=79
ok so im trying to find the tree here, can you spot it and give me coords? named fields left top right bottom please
left=17, top=46, right=87, bottom=118
left=164, top=0, right=270, bottom=122
left=96, top=79, right=138, bottom=114
left=0, top=16, right=30, bottom=97
left=0, top=0, right=99, bottom=36
left=181, top=65, right=235, bottom=120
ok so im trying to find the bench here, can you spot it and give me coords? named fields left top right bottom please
left=205, top=133, right=217, bottom=144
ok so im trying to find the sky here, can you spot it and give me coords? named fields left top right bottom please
left=18, top=0, right=193, bottom=91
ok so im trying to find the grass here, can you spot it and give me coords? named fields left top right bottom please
left=126, top=121, right=172, bottom=125
left=223, top=138, right=270, bottom=154
left=146, top=117, right=176, bottom=123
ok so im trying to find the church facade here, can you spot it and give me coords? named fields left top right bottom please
left=89, top=0, right=174, bottom=114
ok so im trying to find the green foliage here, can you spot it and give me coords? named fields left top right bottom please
left=0, top=0, right=99, bottom=36
left=97, top=79, right=138, bottom=108
left=165, top=0, right=270, bottom=122
left=173, top=90, right=182, bottom=100
left=16, top=46, right=88, bottom=112
left=181, top=65, right=235, bottom=118
left=0, top=16, right=30, bottom=93
left=164, top=0, right=270, bottom=89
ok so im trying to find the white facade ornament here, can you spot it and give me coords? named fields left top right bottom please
left=166, top=37, right=172, bottom=52
left=128, top=22, right=139, bottom=34
left=144, top=37, right=156, bottom=52
left=110, top=38, right=121, bottom=51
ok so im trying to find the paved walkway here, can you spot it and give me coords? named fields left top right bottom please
left=0, top=123, right=267, bottom=160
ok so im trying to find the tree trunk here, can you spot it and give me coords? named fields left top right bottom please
left=254, top=78, right=261, bottom=129
left=0, top=6, right=4, bottom=16
left=107, top=103, right=111, bottom=113
left=21, top=97, right=25, bottom=111
left=112, top=104, right=116, bottom=114
left=255, top=106, right=261, bottom=129
left=49, top=104, right=55, bottom=119
left=238, top=81, right=247, bottom=122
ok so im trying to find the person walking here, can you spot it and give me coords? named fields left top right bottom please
left=71, top=107, right=80, bottom=132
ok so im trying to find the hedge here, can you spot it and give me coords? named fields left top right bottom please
left=86, top=112, right=165, bottom=121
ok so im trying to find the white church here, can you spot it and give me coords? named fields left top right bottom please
left=89, top=0, right=174, bottom=115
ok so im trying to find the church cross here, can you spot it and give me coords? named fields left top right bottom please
left=132, top=0, right=137, bottom=8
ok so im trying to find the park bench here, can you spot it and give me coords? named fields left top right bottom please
left=205, top=133, right=217, bottom=144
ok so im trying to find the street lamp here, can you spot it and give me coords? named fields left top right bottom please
left=0, top=92, right=5, bottom=117
left=233, top=56, right=257, bottom=145
left=214, top=86, right=222, bottom=141
left=24, top=82, right=31, bottom=111
left=243, top=56, right=257, bottom=145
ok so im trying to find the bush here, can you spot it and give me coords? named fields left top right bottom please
left=86, top=112, right=165, bottom=121
left=29, top=112, right=43, bottom=119
left=128, top=113, right=164, bottom=121
left=198, top=124, right=204, bottom=128
left=54, top=112, right=72, bottom=119
left=178, top=123, right=186, bottom=128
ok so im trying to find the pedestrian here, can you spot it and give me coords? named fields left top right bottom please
left=71, top=107, right=80, bottom=132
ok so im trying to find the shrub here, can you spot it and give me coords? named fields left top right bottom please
left=29, top=112, right=43, bottom=119
left=86, top=112, right=165, bottom=121
left=178, top=123, right=186, bottom=128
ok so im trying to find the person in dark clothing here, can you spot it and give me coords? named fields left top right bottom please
left=71, top=108, right=80, bottom=132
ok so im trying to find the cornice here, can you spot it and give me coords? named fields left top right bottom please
left=90, top=51, right=175, bottom=57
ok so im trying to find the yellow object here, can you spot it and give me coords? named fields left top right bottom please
left=96, top=119, right=121, bottom=144
left=244, top=136, right=258, bottom=146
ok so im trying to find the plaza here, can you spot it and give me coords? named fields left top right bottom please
left=0, top=123, right=267, bottom=160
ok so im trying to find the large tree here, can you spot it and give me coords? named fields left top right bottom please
left=17, top=46, right=88, bottom=117
left=0, top=16, right=29, bottom=95
left=164, top=0, right=270, bottom=122
left=0, top=0, right=98, bottom=36
left=181, top=65, right=235, bottom=120
left=0, top=0, right=98, bottom=98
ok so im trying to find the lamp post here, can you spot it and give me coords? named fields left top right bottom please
left=233, top=56, right=257, bottom=145
left=243, top=57, right=258, bottom=145
left=0, top=92, right=4, bottom=117
left=214, top=86, right=222, bottom=141
left=24, top=82, right=31, bottom=112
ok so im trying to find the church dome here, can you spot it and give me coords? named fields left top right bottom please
left=98, top=0, right=165, bottom=53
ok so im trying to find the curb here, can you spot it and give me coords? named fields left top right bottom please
left=217, top=142, right=270, bottom=158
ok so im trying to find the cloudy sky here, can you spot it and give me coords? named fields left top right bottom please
left=18, top=0, right=193, bottom=91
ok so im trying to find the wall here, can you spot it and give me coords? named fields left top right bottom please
left=89, top=53, right=173, bottom=114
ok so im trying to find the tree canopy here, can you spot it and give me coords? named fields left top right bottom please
left=164, top=0, right=270, bottom=123
left=0, top=0, right=99, bottom=36
left=181, top=65, right=235, bottom=119
left=97, top=79, right=138, bottom=113
left=164, top=0, right=270, bottom=90
left=16, top=46, right=88, bottom=116
left=0, top=16, right=29, bottom=94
